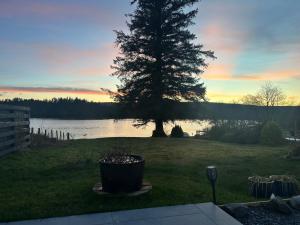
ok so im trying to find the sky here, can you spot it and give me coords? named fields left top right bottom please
left=0, top=0, right=299, bottom=103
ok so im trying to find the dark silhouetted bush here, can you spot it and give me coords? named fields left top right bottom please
left=204, top=120, right=262, bottom=144
left=287, top=145, right=300, bottom=159
left=260, top=121, right=284, bottom=146
left=170, top=125, right=184, bottom=138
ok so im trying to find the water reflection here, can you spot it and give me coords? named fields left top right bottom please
left=30, top=119, right=212, bottom=139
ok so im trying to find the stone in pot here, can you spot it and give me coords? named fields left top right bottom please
left=289, top=195, right=300, bottom=210
left=269, top=195, right=293, bottom=215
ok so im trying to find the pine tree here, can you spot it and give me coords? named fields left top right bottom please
left=112, top=0, right=215, bottom=137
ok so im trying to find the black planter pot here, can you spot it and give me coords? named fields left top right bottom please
left=99, top=155, right=145, bottom=193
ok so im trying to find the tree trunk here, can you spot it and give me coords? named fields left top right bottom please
left=152, top=119, right=167, bottom=137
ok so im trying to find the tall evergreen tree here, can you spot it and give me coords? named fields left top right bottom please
left=112, top=0, right=215, bottom=137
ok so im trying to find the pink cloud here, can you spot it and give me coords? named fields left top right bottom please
left=200, top=22, right=247, bottom=57
left=0, top=86, right=109, bottom=96
left=0, top=40, right=118, bottom=77
left=36, top=43, right=118, bottom=76
left=203, top=60, right=300, bottom=81
left=0, top=1, right=121, bottom=27
left=37, top=43, right=117, bottom=66
left=199, top=22, right=300, bottom=82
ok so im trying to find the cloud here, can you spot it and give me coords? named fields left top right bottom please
left=206, top=91, right=243, bottom=103
left=0, top=86, right=109, bottom=96
left=1, top=0, right=299, bottom=103
left=199, top=23, right=246, bottom=56
left=0, top=1, right=123, bottom=27
left=77, top=67, right=114, bottom=77
left=202, top=63, right=232, bottom=80
left=36, top=43, right=118, bottom=76
left=203, top=60, right=300, bottom=81
left=38, top=44, right=115, bottom=65
left=197, top=0, right=300, bottom=83
left=234, top=70, right=300, bottom=81
left=0, top=40, right=118, bottom=77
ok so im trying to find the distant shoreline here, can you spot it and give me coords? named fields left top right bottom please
left=2, top=100, right=299, bottom=130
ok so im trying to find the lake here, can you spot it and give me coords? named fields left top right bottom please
left=30, top=119, right=212, bottom=139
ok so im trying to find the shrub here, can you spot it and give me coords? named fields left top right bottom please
left=203, top=120, right=262, bottom=144
left=219, top=132, right=236, bottom=143
left=170, top=125, right=184, bottom=138
left=260, top=121, right=284, bottom=146
left=205, top=124, right=227, bottom=140
left=287, top=145, right=300, bottom=159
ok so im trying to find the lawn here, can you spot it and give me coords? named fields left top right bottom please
left=0, top=138, right=298, bottom=222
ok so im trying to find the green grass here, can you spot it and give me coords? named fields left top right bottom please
left=0, top=138, right=298, bottom=222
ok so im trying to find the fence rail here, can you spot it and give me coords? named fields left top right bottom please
left=0, top=104, right=30, bottom=157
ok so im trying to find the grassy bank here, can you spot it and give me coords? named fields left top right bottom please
left=0, top=138, right=298, bottom=222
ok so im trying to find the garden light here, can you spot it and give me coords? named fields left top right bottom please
left=206, top=166, right=218, bottom=204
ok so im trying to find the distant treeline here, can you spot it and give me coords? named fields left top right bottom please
left=1, top=98, right=299, bottom=128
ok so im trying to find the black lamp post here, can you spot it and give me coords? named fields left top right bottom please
left=206, top=166, right=218, bottom=204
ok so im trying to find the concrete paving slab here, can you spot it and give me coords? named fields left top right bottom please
left=3, top=212, right=113, bottom=225
left=114, top=213, right=217, bottom=225
left=0, top=203, right=242, bottom=225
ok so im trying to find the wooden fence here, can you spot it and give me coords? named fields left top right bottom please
left=31, top=127, right=71, bottom=141
left=0, top=104, right=30, bottom=157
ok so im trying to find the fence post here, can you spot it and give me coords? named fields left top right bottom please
left=67, top=132, right=70, bottom=140
left=11, top=109, right=17, bottom=150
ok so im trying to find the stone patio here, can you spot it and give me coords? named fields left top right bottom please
left=0, top=203, right=242, bottom=225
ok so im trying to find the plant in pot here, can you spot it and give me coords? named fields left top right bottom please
left=99, top=147, right=145, bottom=193
left=248, top=175, right=298, bottom=198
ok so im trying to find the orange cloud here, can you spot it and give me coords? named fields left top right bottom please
left=236, top=70, right=300, bottom=81
left=202, top=63, right=233, bottom=80
left=203, top=60, right=300, bottom=81
left=206, top=92, right=243, bottom=103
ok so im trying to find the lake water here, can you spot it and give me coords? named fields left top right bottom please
left=30, top=119, right=212, bottom=139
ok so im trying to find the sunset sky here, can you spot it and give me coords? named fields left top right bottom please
left=0, top=0, right=299, bottom=103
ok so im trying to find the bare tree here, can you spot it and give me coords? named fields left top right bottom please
left=257, top=82, right=286, bottom=106
left=241, top=82, right=286, bottom=106
left=240, top=94, right=261, bottom=106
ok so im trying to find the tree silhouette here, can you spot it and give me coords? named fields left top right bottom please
left=241, top=82, right=286, bottom=107
left=113, top=0, right=215, bottom=136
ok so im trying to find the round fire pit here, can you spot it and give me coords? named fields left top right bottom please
left=99, top=154, right=145, bottom=193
